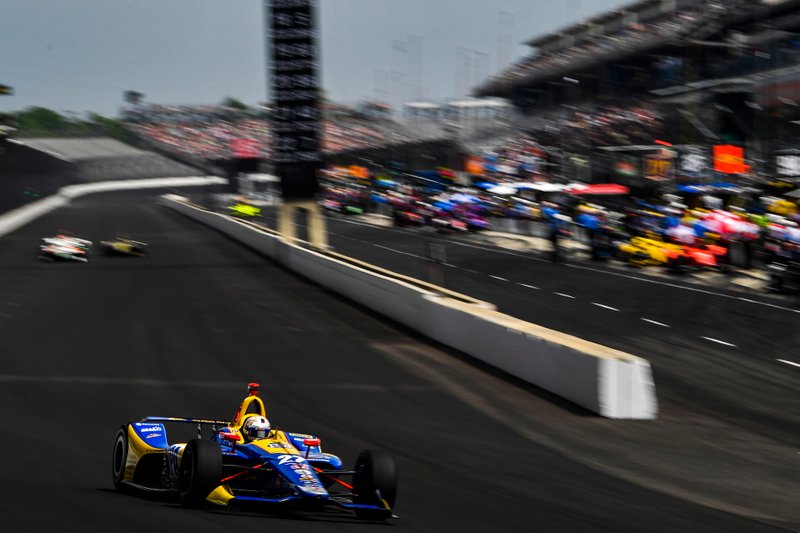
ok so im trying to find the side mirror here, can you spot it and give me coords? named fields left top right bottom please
left=303, top=438, right=320, bottom=458
left=220, top=430, right=241, bottom=442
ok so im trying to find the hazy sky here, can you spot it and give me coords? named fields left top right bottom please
left=0, top=0, right=629, bottom=116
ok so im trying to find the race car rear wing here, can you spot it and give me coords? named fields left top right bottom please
left=141, top=416, right=232, bottom=425
left=140, top=416, right=232, bottom=438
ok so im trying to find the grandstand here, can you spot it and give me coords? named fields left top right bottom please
left=402, top=98, right=513, bottom=147
left=8, top=137, right=199, bottom=182
left=122, top=100, right=421, bottom=164
left=475, top=0, right=800, bottom=184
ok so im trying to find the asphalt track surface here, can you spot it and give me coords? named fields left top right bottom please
left=0, top=191, right=795, bottom=532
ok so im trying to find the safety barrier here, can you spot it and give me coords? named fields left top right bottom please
left=0, top=176, right=226, bottom=238
left=162, top=196, right=658, bottom=419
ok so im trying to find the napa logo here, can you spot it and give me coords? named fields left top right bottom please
left=134, top=423, right=168, bottom=448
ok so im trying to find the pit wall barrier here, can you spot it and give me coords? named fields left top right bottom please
left=0, top=176, right=226, bottom=238
left=162, top=196, right=658, bottom=419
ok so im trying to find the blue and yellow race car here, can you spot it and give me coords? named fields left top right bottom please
left=111, top=383, right=398, bottom=520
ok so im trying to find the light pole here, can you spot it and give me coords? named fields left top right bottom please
left=392, top=39, right=408, bottom=117
left=542, top=78, right=577, bottom=181
left=563, top=76, right=592, bottom=182
left=473, top=51, right=490, bottom=89
left=497, top=11, right=514, bottom=75
left=407, top=35, right=423, bottom=102
left=373, top=68, right=389, bottom=106
left=455, top=46, right=471, bottom=98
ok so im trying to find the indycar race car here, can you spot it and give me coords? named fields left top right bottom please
left=228, top=202, right=261, bottom=218
left=617, top=236, right=726, bottom=271
left=38, top=234, right=92, bottom=262
left=320, top=188, right=366, bottom=215
left=99, top=235, right=148, bottom=257
left=111, top=383, right=398, bottom=520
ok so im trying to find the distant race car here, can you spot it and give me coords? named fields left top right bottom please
left=38, top=234, right=92, bottom=262
left=394, top=207, right=426, bottom=227
left=320, top=191, right=365, bottom=215
left=112, top=383, right=398, bottom=520
left=431, top=215, right=469, bottom=232
left=228, top=202, right=261, bottom=217
left=99, top=235, right=148, bottom=257
left=617, top=236, right=726, bottom=271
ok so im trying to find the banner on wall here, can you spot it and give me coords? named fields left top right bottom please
left=713, top=145, right=748, bottom=175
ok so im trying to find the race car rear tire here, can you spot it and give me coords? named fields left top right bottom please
left=667, top=255, right=687, bottom=274
left=178, top=439, right=222, bottom=508
left=616, top=250, right=632, bottom=264
left=353, top=450, right=397, bottom=520
left=111, top=425, right=129, bottom=491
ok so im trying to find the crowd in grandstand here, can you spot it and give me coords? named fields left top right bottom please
left=472, top=134, right=549, bottom=179
left=562, top=98, right=663, bottom=148
left=124, top=102, right=413, bottom=160
left=485, top=0, right=731, bottom=89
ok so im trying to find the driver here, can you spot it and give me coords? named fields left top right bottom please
left=242, top=415, right=271, bottom=441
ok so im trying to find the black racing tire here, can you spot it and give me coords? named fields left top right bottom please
left=667, top=255, right=687, bottom=274
left=178, top=439, right=222, bottom=508
left=112, top=425, right=130, bottom=491
left=352, top=450, right=397, bottom=520
left=631, top=252, right=649, bottom=267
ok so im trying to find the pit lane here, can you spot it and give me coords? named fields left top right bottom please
left=0, top=191, right=795, bottom=531
left=259, top=209, right=800, bottom=444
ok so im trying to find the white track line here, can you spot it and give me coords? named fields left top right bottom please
left=489, top=275, right=508, bottom=281
left=641, top=318, right=670, bottom=328
left=518, top=283, right=540, bottom=290
left=565, top=263, right=800, bottom=314
left=372, top=243, right=421, bottom=259
left=776, top=359, right=800, bottom=369
left=554, top=292, right=575, bottom=299
left=591, top=302, right=619, bottom=311
left=330, top=218, right=800, bottom=314
left=700, top=336, right=737, bottom=348
left=437, top=237, right=549, bottom=261
left=0, top=376, right=245, bottom=387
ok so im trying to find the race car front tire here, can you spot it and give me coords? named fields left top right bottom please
left=178, top=439, right=222, bottom=508
left=111, top=426, right=130, bottom=491
left=353, top=449, right=397, bottom=520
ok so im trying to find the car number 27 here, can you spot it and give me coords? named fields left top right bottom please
left=277, top=454, right=306, bottom=465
